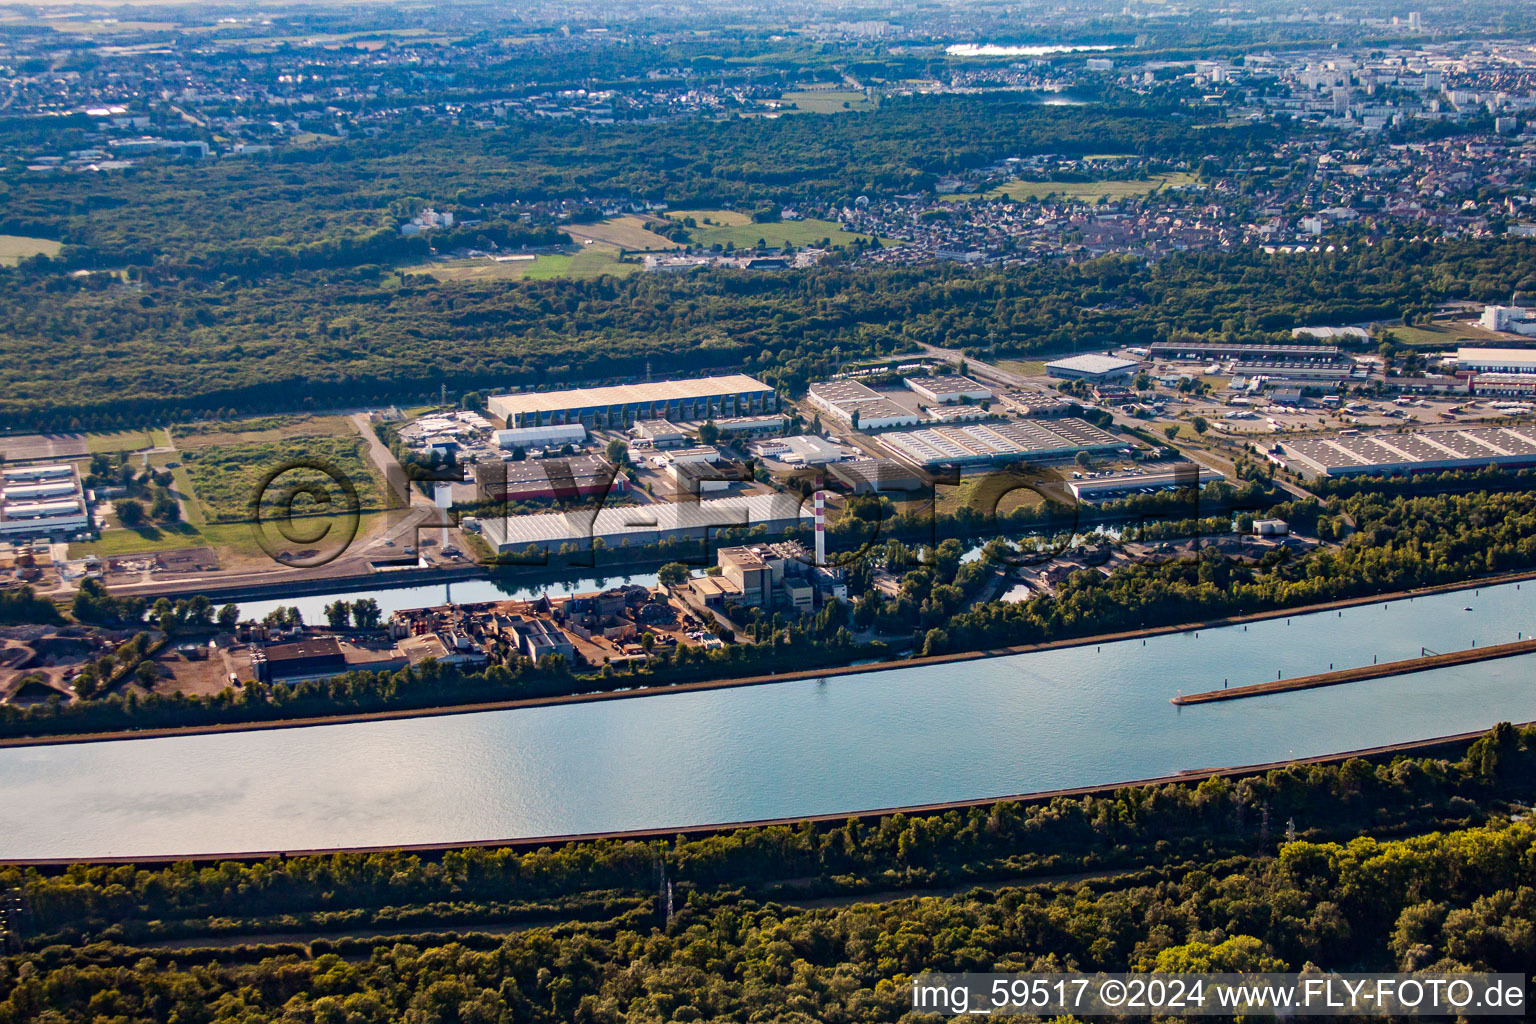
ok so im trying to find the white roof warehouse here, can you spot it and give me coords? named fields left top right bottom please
left=489, top=375, right=775, bottom=428
left=479, top=492, right=811, bottom=554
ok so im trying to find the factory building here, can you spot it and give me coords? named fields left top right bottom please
left=502, top=614, right=578, bottom=664
left=632, top=420, right=688, bottom=449
left=493, top=423, right=587, bottom=450
left=1456, top=346, right=1536, bottom=374
left=474, top=456, right=627, bottom=502
left=1000, top=390, right=1072, bottom=417
left=1477, top=308, right=1536, bottom=337
left=489, top=375, right=775, bottom=428
left=716, top=546, right=777, bottom=607
left=1470, top=373, right=1536, bottom=397
left=1276, top=425, right=1536, bottom=478
left=827, top=458, right=927, bottom=494
left=1230, top=361, right=1358, bottom=384
left=480, top=492, right=811, bottom=553
left=1149, top=342, right=1343, bottom=361
left=807, top=380, right=923, bottom=430
left=875, top=418, right=1124, bottom=468
left=668, top=461, right=739, bottom=495
left=1044, top=354, right=1140, bottom=382
left=1067, top=466, right=1225, bottom=502
left=250, top=637, right=347, bottom=683
left=0, top=465, right=88, bottom=538
left=694, top=542, right=823, bottom=613
left=748, top=435, right=852, bottom=466
left=711, top=414, right=787, bottom=437
left=903, top=374, right=993, bottom=404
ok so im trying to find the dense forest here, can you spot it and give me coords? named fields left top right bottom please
left=0, top=96, right=1243, bottom=267
left=1, top=725, right=1532, bottom=1023
left=5, top=238, right=1536, bottom=429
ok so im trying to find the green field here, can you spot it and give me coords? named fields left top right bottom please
left=408, top=246, right=638, bottom=283
left=777, top=90, right=874, bottom=115
left=74, top=429, right=393, bottom=561
left=1388, top=321, right=1506, bottom=348
left=521, top=247, right=640, bottom=279
left=174, top=413, right=356, bottom=449
left=562, top=215, right=679, bottom=251
left=994, top=358, right=1049, bottom=376
left=666, top=209, right=882, bottom=249
left=84, top=428, right=162, bottom=454
left=406, top=216, right=669, bottom=284
left=72, top=521, right=206, bottom=558
left=71, top=512, right=390, bottom=560
left=951, top=172, right=1202, bottom=203
left=0, top=234, right=62, bottom=266
left=179, top=435, right=386, bottom=524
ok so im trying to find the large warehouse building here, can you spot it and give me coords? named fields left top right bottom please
left=904, top=374, right=993, bottom=404
left=1044, top=354, right=1140, bottom=382
left=1276, top=425, right=1536, bottom=478
left=1, top=464, right=88, bottom=539
left=1149, top=342, right=1342, bottom=361
left=1456, top=347, right=1536, bottom=374
left=875, top=418, right=1124, bottom=468
left=489, top=375, right=775, bottom=428
left=479, top=492, right=810, bottom=553
left=1068, top=466, right=1225, bottom=502
left=807, top=380, right=923, bottom=430
left=473, top=456, right=628, bottom=502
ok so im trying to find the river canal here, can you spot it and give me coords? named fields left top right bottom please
left=1, top=581, right=1532, bottom=859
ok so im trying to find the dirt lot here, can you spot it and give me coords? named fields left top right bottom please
left=147, top=645, right=233, bottom=696
left=0, top=626, right=105, bottom=702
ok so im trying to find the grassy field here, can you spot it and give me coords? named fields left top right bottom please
left=408, top=246, right=638, bottom=283
left=173, top=413, right=356, bottom=450
left=524, top=247, right=640, bottom=280
left=84, top=428, right=164, bottom=454
left=934, top=471, right=1055, bottom=516
left=404, top=257, right=540, bottom=283
left=954, top=172, right=1202, bottom=203
left=180, top=435, right=386, bottom=524
left=72, top=522, right=207, bottom=558
left=1388, top=321, right=1507, bottom=348
left=562, top=215, right=679, bottom=251
left=0, top=235, right=62, bottom=266
left=666, top=209, right=882, bottom=250
left=994, top=358, right=1049, bottom=377
left=777, top=90, right=874, bottom=114
left=70, top=512, right=391, bottom=560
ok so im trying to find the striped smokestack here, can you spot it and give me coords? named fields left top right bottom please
left=814, top=489, right=825, bottom=567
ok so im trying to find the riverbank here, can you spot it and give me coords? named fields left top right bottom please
left=5, top=566, right=1534, bottom=749
left=4, top=720, right=1510, bottom=866
left=1172, top=637, right=1536, bottom=705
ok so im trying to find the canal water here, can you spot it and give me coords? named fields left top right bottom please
left=2, top=582, right=1533, bottom=859
left=233, top=569, right=664, bottom=625
left=232, top=530, right=1120, bottom=623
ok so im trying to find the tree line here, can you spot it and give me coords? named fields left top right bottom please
left=0, top=726, right=1531, bottom=1024
left=10, top=235, right=1536, bottom=431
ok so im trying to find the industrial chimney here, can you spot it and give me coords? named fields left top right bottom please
left=814, top=489, right=825, bottom=567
